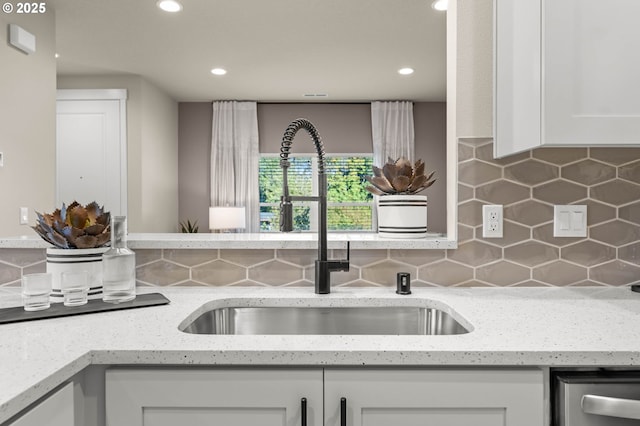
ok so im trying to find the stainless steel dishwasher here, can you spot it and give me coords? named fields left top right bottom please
left=554, top=371, right=640, bottom=425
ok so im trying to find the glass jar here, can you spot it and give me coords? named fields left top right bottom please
left=102, top=216, right=136, bottom=303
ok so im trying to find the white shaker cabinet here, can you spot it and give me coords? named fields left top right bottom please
left=105, top=368, right=324, bottom=426
left=494, top=0, right=640, bottom=157
left=6, top=382, right=74, bottom=426
left=105, top=367, right=543, bottom=426
left=325, top=369, right=543, bottom=426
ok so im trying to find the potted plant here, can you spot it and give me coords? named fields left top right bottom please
left=32, top=201, right=111, bottom=299
left=365, top=157, right=436, bottom=238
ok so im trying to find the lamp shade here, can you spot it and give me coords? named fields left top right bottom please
left=209, top=206, right=246, bottom=230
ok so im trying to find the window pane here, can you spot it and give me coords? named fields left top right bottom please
left=326, top=157, right=373, bottom=203
left=259, top=157, right=312, bottom=203
left=260, top=205, right=310, bottom=231
left=328, top=205, right=373, bottom=231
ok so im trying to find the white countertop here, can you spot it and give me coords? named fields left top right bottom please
left=1, top=286, right=640, bottom=422
left=0, top=232, right=456, bottom=250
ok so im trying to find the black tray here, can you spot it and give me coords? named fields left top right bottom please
left=0, top=293, right=170, bottom=324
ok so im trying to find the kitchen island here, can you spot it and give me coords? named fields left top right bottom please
left=1, top=286, right=639, bottom=424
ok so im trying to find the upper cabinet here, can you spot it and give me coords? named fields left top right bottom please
left=494, top=0, right=640, bottom=157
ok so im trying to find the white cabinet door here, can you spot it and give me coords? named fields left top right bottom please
left=494, top=0, right=640, bottom=157
left=324, top=369, right=544, bottom=426
left=544, top=0, right=640, bottom=145
left=105, top=368, right=323, bottom=426
left=8, top=382, right=74, bottom=426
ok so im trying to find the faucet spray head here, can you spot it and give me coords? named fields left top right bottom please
left=279, top=196, right=293, bottom=232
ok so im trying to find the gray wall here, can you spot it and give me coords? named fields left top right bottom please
left=178, top=102, right=447, bottom=233
left=0, top=11, right=56, bottom=236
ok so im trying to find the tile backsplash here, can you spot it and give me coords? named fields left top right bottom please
left=2, top=140, right=640, bottom=289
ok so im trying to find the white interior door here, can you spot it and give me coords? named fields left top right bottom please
left=56, top=89, right=127, bottom=215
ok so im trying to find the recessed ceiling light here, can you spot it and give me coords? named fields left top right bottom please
left=157, top=0, right=182, bottom=12
left=54, top=53, right=59, bottom=59
left=398, top=68, right=414, bottom=75
left=432, top=0, right=448, bottom=11
left=211, top=68, right=227, bottom=76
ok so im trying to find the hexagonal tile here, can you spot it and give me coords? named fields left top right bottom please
left=453, top=280, right=495, bottom=287
left=584, top=200, right=616, bottom=226
left=591, top=180, right=640, bottom=206
left=447, top=241, right=502, bottom=267
left=476, top=221, right=531, bottom=247
left=532, top=180, right=587, bottom=204
left=590, top=260, right=640, bottom=286
left=304, top=264, right=360, bottom=285
left=23, top=263, right=45, bottom=275
left=619, top=242, right=640, bottom=265
left=458, top=143, right=474, bottom=162
left=389, top=249, right=445, bottom=266
left=137, top=260, right=190, bottom=286
left=347, top=250, right=388, bottom=267
left=220, top=249, right=275, bottom=267
left=561, top=241, right=615, bottom=267
left=620, top=202, right=640, bottom=226
left=458, top=224, right=474, bottom=243
left=532, top=261, right=587, bottom=285
left=0, top=248, right=45, bottom=267
left=504, top=160, right=559, bottom=186
left=475, top=181, right=530, bottom=205
left=591, top=148, right=640, bottom=165
left=532, top=148, right=588, bottom=164
left=458, top=160, right=502, bottom=186
left=458, top=184, right=474, bottom=202
left=277, top=249, right=317, bottom=267
left=568, top=280, right=606, bottom=287
left=164, top=249, right=218, bottom=267
left=361, top=260, right=418, bottom=286
left=192, top=260, right=246, bottom=285
left=532, top=224, right=585, bottom=247
left=248, top=259, right=302, bottom=285
left=0, top=262, right=20, bottom=285
left=458, top=200, right=484, bottom=227
left=619, top=161, right=640, bottom=184
left=475, top=261, right=530, bottom=286
left=505, top=200, right=553, bottom=227
left=561, top=159, right=616, bottom=186
left=418, top=260, right=474, bottom=286
left=135, top=249, right=162, bottom=266
left=476, top=142, right=530, bottom=165
left=591, top=220, right=640, bottom=246
left=336, top=280, right=384, bottom=288
left=504, top=241, right=559, bottom=267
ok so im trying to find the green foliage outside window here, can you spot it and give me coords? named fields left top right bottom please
left=259, top=156, right=373, bottom=231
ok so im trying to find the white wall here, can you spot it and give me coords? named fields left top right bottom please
left=56, top=75, right=179, bottom=232
left=0, top=11, right=56, bottom=236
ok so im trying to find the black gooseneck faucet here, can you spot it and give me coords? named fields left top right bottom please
left=279, top=118, right=350, bottom=294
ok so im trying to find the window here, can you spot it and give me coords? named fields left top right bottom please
left=259, top=155, right=374, bottom=232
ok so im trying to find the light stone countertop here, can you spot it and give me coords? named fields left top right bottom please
left=0, top=232, right=456, bottom=250
left=1, top=286, right=640, bottom=422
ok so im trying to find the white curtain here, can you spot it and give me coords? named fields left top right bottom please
left=371, top=101, right=415, bottom=166
left=210, top=101, right=259, bottom=232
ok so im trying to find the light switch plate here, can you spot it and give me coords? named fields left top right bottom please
left=553, top=205, right=587, bottom=237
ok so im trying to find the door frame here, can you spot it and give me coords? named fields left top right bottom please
left=56, top=89, right=128, bottom=216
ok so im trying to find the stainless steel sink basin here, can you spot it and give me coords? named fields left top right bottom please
left=180, top=306, right=470, bottom=335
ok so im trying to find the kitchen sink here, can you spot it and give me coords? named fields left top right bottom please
left=180, top=305, right=470, bottom=335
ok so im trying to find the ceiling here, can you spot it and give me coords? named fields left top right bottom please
left=49, top=0, right=446, bottom=103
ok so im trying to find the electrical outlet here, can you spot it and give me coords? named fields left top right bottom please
left=482, top=204, right=503, bottom=238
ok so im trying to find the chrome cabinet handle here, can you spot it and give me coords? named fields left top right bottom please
left=582, top=394, right=640, bottom=420
left=301, top=397, right=307, bottom=426
left=340, top=397, right=347, bottom=426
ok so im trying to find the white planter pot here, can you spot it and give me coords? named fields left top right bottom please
left=46, top=247, right=108, bottom=301
left=377, top=195, right=428, bottom=239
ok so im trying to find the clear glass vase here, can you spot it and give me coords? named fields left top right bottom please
left=102, top=216, right=136, bottom=303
